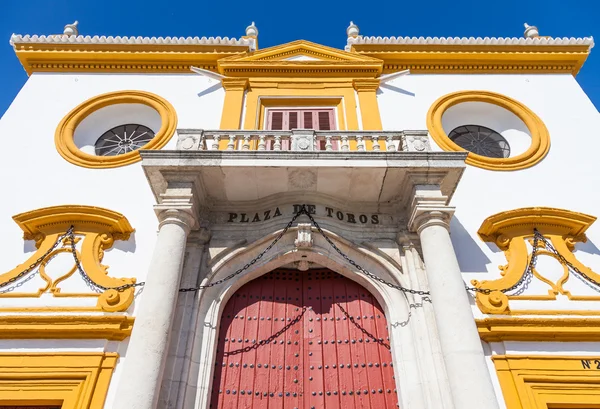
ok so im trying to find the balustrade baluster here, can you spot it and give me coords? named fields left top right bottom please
left=325, top=135, right=333, bottom=151
left=258, top=135, right=266, bottom=151
left=341, top=135, right=349, bottom=152
left=274, top=135, right=282, bottom=151
left=372, top=135, right=381, bottom=151
left=211, top=134, right=220, bottom=151
left=242, top=135, right=251, bottom=151
left=226, top=134, right=235, bottom=151
left=198, top=133, right=206, bottom=150
left=357, top=135, right=365, bottom=151
left=386, top=135, right=396, bottom=152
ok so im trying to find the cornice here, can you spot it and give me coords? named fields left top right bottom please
left=477, top=317, right=600, bottom=342
left=348, top=35, right=594, bottom=75
left=348, top=35, right=594, bottom=47
left=353, top=78, right=380, bottom=92
left=477, top=206, right=596, bottom=243
left=11, top=34, right=252, bottom=75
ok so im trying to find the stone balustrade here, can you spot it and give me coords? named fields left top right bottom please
left=176, top=129, right=432, bottom=152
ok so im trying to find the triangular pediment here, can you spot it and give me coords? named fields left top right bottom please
left=217, top=40, right=383, bottom=78
left=220, top=40, right=382, bottom=63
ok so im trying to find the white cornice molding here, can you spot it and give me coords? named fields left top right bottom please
left=10, top=34, right=254, bottom=47
left=348, top=35, right=595, bottom=48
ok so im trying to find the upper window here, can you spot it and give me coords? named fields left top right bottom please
left=448, top=125, right=510, bottom=159
left=95, top=124, right=156, bottom=156
left=266, top=109, right=336, bottom=131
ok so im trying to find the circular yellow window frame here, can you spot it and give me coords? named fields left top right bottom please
left=426, top=90, right=550, bottom=171
left=55, top=90, right=177, bottom=169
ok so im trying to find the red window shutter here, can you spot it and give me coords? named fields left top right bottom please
left=269, top=111, right=283, bottom=130
left=318, top=111, right=332, bottom=130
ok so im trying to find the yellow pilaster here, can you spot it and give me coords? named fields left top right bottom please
left=219, top=78, right=248, bottom=149
left=353, top=79, right=383, bottom=150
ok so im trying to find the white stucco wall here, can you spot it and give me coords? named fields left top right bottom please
left=380, top=72, right=600, bottom=409
left=1, top=67, right=600, bottom=409
left=379, top=73, right=600, bottom=302
left=0, top=72, right=224, bottom=313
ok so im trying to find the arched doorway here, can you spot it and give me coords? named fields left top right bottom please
left=211, top=268, right=398, bottom=409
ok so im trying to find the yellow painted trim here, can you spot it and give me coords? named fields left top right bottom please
left=351, top=43, right=591, bottom=76
left=55, top=90, right=177, bottom=169
left=472, top=207, right=598, bottom=315
left=353, top=79, right=383, bottom=149
left=426, top=90, right=550, bottom=171
left=0, top=315, right=134, bottom=340
left=12, top=41, right=249, bottom=75
left=13, top=38, right=591, bottom=76
left=218, top=78, right=249, bottom=148
left=242, top=85, right=359, bottom=131
left=2, top=205, right=138, bottom=312
left=492, top=355, right=600, bottom=409
left=0, top=352, right=117, bottom=409
left=477, top=317, right=600, bottom=342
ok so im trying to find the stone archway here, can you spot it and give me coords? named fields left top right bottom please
left=210, top=268, right=398, bottom=409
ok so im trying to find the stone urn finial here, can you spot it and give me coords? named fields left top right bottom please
left=245, top=21, right=258, bottom=37
left=63, top=20, right=79, bottom=36
left=524, top=23, right=539, bottom=38
left=347, top=21, right=359, bottom=38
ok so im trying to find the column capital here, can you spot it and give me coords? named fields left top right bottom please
left=154, top=181, right=201, bottom=232
left=221, top=77, right=249, bottom=91
left=408, top=184, right=454, bottom=233
left=353, top=78, right=380, bottom=92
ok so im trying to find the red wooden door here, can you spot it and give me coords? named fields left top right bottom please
left=211, top=269, right=398, bottom=409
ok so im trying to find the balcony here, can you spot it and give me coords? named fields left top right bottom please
left=141, top=129, right=467, bottom=215
left=175, top=129, right=432, bottom=152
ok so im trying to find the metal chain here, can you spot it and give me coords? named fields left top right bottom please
left=302, top=207, right=430, bottom=296
left=223, top=307, right=307, bottom=356
left=179, top=210, right=305, bottom=292
left=67, top=228, right=146, bottom=292
left=533, top=228, right=600, bottom=290
left=465, top=232, right=539, bottom=295
left=60, top=205, right=429, bottom=296
left=0, top=228, right=73, bottom=290
left=336, top=303, right=391, bottom=350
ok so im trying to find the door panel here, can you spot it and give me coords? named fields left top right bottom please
left=211, top=269, right=398, bottom=409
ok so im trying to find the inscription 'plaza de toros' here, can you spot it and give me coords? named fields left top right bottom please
left=227, top=204, right=381, bottom=224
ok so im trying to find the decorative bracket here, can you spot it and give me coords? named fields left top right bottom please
left=4, top=205, right=138, bottom=312
left=473, top=207, right=598, bottom=314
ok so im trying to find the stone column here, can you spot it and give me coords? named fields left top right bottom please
left=113, top=183, right=198, bottom=409
left=409, top=185, right=499, bottom=409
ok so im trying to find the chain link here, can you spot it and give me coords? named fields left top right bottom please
left=335, top=303, right=391, bottom=349
left=465, top=232, right=539, bottom=295
left=0, top=228, right=73, bottom=290
left=223, top=307, right=307, bottom=356
left=179, top=210, right=305, bottom=292
left=303, top=207, right=430, bottom=296
left=67, top=228, right=146, bottom=292
left=533, top=229, right=600, bottom=290
left=181, top=205, right=429, bottom=295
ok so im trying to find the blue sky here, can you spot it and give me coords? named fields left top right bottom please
left=1, top=0, right=598, bottom=117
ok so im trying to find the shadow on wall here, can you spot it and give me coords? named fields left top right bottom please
left=575, top=239, right=600, bottom=256
left=111, top=231, right=137, bottom=253
left=197, top=82, right=223, bottom=98
left=450, top=217, right=491, bottom=273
